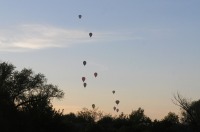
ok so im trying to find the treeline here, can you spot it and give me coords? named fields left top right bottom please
left=0, top=61, right=199, bottom=132
left=61, top=107, right=190, bottom=132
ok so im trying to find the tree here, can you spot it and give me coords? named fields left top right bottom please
left=98, top=114, right=114, bottom=129
left=113, top=112, right=129, bottom=131
left=173, top=93, right=200, bottom=130
left=181, top=100, right=200, bottom=128
left=162, top=112, right=179, bottom=124
left=0, top=61, right=64, bottom=110
left=77, top=108, right=103, bottom=123
left=159, top=112, right=180, bottom=132
left=0, top=61, right=64, bottom=131
left=128, top=107, right=152, bottom=131
left=129, top=107, right=151, bottom=125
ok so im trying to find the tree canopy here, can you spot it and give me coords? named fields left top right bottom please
left=0, top=61, right=64, bottom=132
left=173, top=93, right=200, bottom=130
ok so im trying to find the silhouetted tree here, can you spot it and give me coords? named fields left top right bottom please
left=77, top=108, right=103, bottom=123
left=128, top=107, right=152, bottom=131
left=162, top=112, right=179, bottom=124
left=160, top=112, right=180, bottom=132
left=173, top=93, right=200, bottom=131
left=113, top=112, right=129, bottom=130
left=62, top=113, right=80, bottom=131
left=97, top=115, right=115, bottom=132
left=61, top=107, right=196, bottom=132
left=0, top=61, right=64, bottom=132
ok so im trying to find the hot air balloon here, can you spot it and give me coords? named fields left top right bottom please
left=113, top=106, right=116, bottom=111
left=83, top=61, right=86, bottom=66
left=115, top=100, right=120, bottom=105
left=112, top=90, right=115, bottom=94
left=89, top=32, right=93, bottom=37
left=78, top=15, right=82, bottom=19
left=82, top=77, right=86, bottom=82
left=116, top=109, right=119, bottom=112
left=94, top=72, right=98, bottom=78
left=92, top=104, right=95, bottom=109
left=83, top=83, right=87, bottom=88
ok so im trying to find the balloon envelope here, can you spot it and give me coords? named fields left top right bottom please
left=113, top=106, right=116, bottom=111
left=83, top=83, right=87, bottom=87
left=92, top=104, right=95, bottom=109
left=78, top=15, right=82, bottom=19
left=94, top=72, right=98, bottom=77
left=83, top=61, right=86, bottom=66
left=112, top=90, right=115, bottom=94
left=116, top=109, right=119, bottom=112
left=115, top=100, right=120, bottom=105
left=89, top=32, right=93, bottom=37
left=82, top=77, right=86, bottom=82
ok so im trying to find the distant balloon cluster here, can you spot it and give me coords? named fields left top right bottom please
left=79, top=14, right=97, bottom=109
left=78, top=14, right=120, bottom=114
left=82, top=60, right=98, bottom=88
left=81, top=60, right=99, bottom=110
left=112, top=91, right=120, bottom=113
left=78, top=15, right=93, bottom=38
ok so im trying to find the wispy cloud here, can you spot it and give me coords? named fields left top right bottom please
left=0, top=24, right=142, bottom=52
left=0, top=24, right=96, bottom=52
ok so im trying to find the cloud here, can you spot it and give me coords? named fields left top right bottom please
left=0, top=24, right=142, bottom=52
left=0, top=24, right=96, bottom=52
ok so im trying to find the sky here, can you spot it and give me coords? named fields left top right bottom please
left=0, top=0, right=200, bottom=120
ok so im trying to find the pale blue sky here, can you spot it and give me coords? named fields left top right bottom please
left=0, top=0, right=200, bottom=119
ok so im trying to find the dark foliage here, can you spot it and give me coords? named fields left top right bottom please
left=173, top=93, right=200, bottom=131
left=0, top=62, right=64, bottom=132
